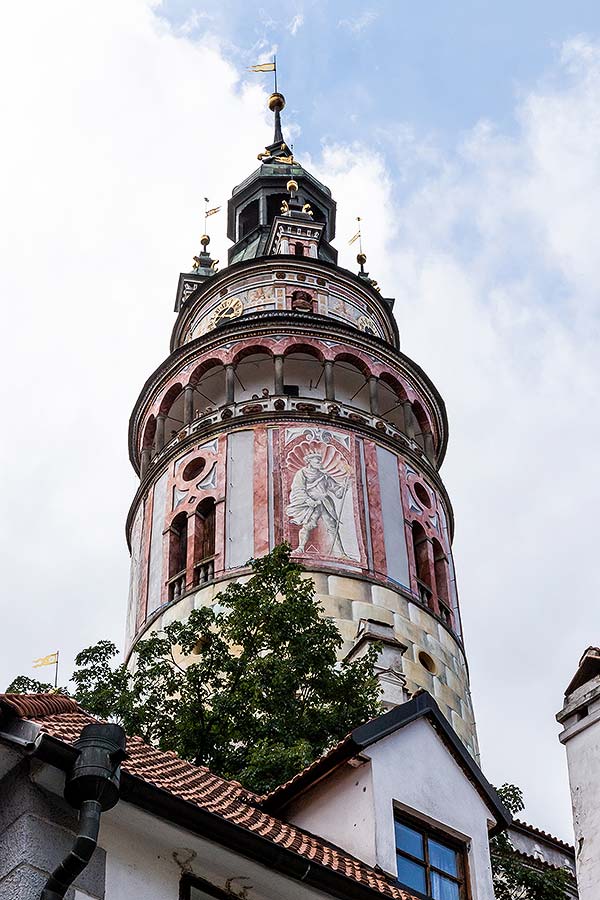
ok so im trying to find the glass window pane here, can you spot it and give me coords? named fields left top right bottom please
left=396, top=854, right=426, bottom=892
left=190, top=888, right=222, bottom=900
left=431, top=871, right=460, bottom=900
left=429, top=838, right=458, bottom=876
left=395, top=821, right=424, bottom=859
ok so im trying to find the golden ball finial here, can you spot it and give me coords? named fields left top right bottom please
left=286, top=178, right=298, bottom=193
left=268, top=92, right=286, bottom=113
left=200, top=234, right=210, bottom=247
left=357, top=252, right=367, bottom=265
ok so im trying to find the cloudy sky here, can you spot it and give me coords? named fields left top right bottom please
left=2, top=0, right=600, bottom=841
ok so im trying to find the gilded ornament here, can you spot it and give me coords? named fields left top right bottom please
left=357, top=314, right=378, bottom=335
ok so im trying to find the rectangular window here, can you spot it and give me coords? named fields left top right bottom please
left=395, top=814, right=467, bottom=900
left=180, top=875, right=231, bottom=900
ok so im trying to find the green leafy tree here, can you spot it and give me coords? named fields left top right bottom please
left=6, top=675, right=59, bottom=694
left=7, top=545, right=381, bottom=793
left=491, top=784, right=571, bottom=900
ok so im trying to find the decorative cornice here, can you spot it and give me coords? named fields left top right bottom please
left=171, top=254, right=398, bottom=351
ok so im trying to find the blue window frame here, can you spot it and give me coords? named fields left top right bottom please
left=395, top=814, right=467, bottom=900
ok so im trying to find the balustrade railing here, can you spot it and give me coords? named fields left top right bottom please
left=193, top=556, right=215, bottom=587
left=147, top=394, right=427, bottom=471
left=167, top=570, right=186, bottom=603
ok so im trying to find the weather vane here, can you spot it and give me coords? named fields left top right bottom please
left=349, top=216, right=364, bottom=257
left=248, top=55, right=278, bottom=92
left=191, top=198, right=221, bottom=272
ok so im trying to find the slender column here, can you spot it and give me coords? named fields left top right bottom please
left=324, top=360, right=335, bottom=401
left=155, top=414, right=166, bottom=451
left=183, top=384, right=194, bottom=425
left=368, top=376, right=379, bottom=416
left=424, top=432, right=435, bottom=463
left=402, top=401, right=415, bottom=438
left=274, top=355, right=284, bottom=395
left=140, top=447, right=150, bottom=478
left=225, top=364, right=235, bottom=404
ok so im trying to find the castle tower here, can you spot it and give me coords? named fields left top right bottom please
left=125, top=95, right=479, bottom=760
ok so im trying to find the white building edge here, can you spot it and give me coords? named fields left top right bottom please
left=557, top=646, right=600, bottom=900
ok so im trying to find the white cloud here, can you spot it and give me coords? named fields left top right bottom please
left=314, top=37, right=600, bottom=839
left=0, top=0, right=598, bottom=844
left=338, top=9, right=378, bottom=33
left=0, top=0, right=269, bottom=689
left=288, top=13, right=304, bottom=36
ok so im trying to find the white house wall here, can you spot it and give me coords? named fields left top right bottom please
left=368, top=719, right=496, bottom=900
left=100, top=801, right=335, bottom=900
left=286, top=718, right=496, bottom=900
left=286, top=758, right=376, bottom=866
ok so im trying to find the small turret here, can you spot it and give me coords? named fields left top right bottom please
left=227, top=94, right=337, bottom=264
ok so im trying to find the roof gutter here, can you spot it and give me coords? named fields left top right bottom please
left=38, top=723, right=127, bottom=900
left=1, top=723, right=404, bottom=900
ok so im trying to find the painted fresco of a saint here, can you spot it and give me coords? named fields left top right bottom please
left=286, top=451, right=349, bottom=556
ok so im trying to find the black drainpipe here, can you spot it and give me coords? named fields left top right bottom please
left=40, top=722, right=127, bottom=900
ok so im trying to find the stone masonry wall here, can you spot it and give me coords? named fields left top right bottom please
left=132, top=568, right=479, bottom=762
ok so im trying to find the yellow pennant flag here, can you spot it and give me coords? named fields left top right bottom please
left=205, top=206, right=221, bottom=217
left=348, top=231, right=361, bottom=245
left=249, top=62, right=275, bottom=73
left=33, top=652, right=58, bottom=668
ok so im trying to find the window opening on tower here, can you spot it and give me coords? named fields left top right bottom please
left=168, top=512, right=188, bottom=602
left=267, top=193, right=290, bottom=225
left=433, top=539, right=452, bottom=627
left=412, top=522, right=433, bottom=610
left=194, top=498, right=216, bottom=586
left=238, top=199, right=260, bottom=239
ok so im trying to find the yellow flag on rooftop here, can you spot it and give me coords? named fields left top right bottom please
left=33, top=652, right=58, bottom=668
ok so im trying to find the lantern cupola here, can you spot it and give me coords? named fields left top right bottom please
left=227, top=94, right=337, bottom=265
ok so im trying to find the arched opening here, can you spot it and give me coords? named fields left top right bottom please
left=191, top=363, right=227, bottom=416
left=311, top=204, right=326, bottom=226
left=294, top=242, right=305, bottom=257
left=433, top=538, right=452, bottom=627
left=239, top=199, right=259, bottom=239
left=142, top=415, right=156, bottom=457
left=194, top=498, right=216, bottom=585
left=234, top=350, right=274, bottom=402
left=411, top=401, right=430, bottom=452
left=267, top=193, right=290, bottom=226
left=412, top=522, right=433, bottom=609
left=377, top=374, right=407, bottom=430
left=283, top=347, right=325, bottom=399
left=168, top=512, right=188, bottom=602
left=161, top=384, right=185, bottom=445
left=333, top=354, right=371, bottom=412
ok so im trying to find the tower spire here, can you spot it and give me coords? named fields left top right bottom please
left=272, top=96, right=284, bottom=146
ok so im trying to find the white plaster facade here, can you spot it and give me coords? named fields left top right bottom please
left=286, top=716, right=498, bottom=900
left=558, top=652, right=600, bottom=900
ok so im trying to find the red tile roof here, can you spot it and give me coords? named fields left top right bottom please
left=511, top=819, right=575, bottom=854
left=0, top=694, right=416, bottom=900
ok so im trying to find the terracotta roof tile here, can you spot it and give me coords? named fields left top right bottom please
left=0, top=695, right=416, bottom=900
left=511, top=819, right=575, bottom=854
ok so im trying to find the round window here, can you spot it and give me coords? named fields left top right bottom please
left=182, top=457, right=206, bottom=482
left=418, top=650, right=437, bottom=674
left=413, top=482, right=432, bottom=508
